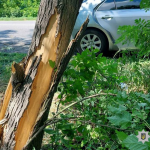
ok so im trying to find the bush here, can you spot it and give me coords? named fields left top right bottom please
left=22, top=7, right=39, bottom=17
left=10, top=7, right=22, bottom=17
left=43, top=49, right=150, bottom=150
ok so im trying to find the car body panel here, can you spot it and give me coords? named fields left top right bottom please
left=71, top=0, right=150, bottom=51
left=71, top=0, right=116, bottom=50
left=95, top=8, right=150, bottom=49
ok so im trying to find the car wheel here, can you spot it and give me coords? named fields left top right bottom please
left=77, top=29, right=108, bottom=56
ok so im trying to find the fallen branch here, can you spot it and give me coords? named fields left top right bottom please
left=25, top=92, right=116, bottom=146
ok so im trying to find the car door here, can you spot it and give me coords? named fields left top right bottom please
left=94, top=0, right=117, bottom=42
left=114, top=0, right=150, bottom=49
left=95, top=0, right=150, bottom=49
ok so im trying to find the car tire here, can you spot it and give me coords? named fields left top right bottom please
left=76, top=29, right=108, bottom=56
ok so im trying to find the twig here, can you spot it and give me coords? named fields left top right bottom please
left=47, top=117, right=133, bottom=132
left=81, top=120, right=133, bottom=132
left=113, top=49, right=122, bottom=58
left=143, top=119, right=150, bottom=130
left=48, top=93, right=116, bottom=122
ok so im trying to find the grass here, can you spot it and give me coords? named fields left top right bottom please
left=0, top=17, right=36, bottom=21
left=0, top=52, right=26, bottom=92
left=117, top=57, right=150, bottom=93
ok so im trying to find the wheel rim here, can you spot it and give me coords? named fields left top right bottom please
left=80, top=33, right=101, bottom=51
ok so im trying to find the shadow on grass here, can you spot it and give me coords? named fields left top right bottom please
left=0, top=52, right=26, bottom=92
left=0, top=30, right=32, bottom=53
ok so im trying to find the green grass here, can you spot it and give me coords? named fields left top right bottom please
left=122, top=60, right=150, bottom=93
left=0, top=17, right=36, bottom=21
left=0, top=52, right=26, bottom=92
left=107, top=55, right=150, bottom=93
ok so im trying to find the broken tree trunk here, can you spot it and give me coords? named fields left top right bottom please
left=0, top=0, right=89, bottom=149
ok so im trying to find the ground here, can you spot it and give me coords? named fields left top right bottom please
left=0, top=21, right=35, bottom=54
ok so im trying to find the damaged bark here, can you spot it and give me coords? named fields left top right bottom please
left=0, top=0, right=88, bottom=149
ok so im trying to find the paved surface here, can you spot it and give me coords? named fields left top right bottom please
left=0, top=21, right=36, bottom=53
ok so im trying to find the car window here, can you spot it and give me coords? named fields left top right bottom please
left=97, top=0, right=116, bottom=11
left=115, top=0, right=141, bottom=9
left=83, top=0, right=88, bottom=2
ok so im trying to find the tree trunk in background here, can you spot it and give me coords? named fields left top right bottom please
left=0, top=0, right=86, bottom=149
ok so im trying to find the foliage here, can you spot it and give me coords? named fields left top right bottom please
left=0, top=0, right=40, bottom=17
left=116, top=0, right=150, bottom=58
left=140, top=0, right=150, bottom=11
left=117, top=18, right=150, bottom=58
left=43, top=48, right=150, bottom=150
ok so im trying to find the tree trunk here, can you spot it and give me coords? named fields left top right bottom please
left=0, top=0, right=87, bottom=149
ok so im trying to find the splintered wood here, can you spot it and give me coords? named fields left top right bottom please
left=15, top=12, right=60, bottom=150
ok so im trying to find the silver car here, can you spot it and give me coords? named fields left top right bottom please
left=71, top=0, right=150, bottom=55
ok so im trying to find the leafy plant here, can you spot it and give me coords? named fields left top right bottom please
left=116, top=0, right=150, bottom=58
left=42, top=47, right=150, bottom=149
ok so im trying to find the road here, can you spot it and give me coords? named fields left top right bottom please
left=0, top=21, right=35, bottom=53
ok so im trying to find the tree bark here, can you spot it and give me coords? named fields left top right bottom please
left=0, top=0, right=87, bottom=149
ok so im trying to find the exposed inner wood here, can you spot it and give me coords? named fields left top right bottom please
left=0, top=81, right=12, bottom=135
left=14, top=11, right=60, bottom=150
left=0, top=81, right=12, bottom=118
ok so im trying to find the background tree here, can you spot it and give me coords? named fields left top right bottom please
left=0, top=0, right=40, bottom=17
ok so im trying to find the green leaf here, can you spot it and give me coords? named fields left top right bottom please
left=138, top=103, right=147, bottom=108
left=81, top=140, right=87, bottom=147
left=93, top=48, right=99, bottom=53
left=57, top=123, right=73, bottom=130
left=108, top=105, right=127, bottom=114
left=49, top=60, right=55, bottom=68
left=87, top=125, right=91, bottom=131
left=62, top=129, right=74, bottom=138
left=77, top=125, right=88, bottom=136
left=108, top=111, right=132, bottom=128
left=145, top=141, right=150, bottom=147
left=116, top=130, right=128, bottom=141
left=132, top=110, right=143, bottom=119
left=44, top=128, right=56, bottom=134
left=123, top=135, right=148, bottom=150
left=107, top=115, right=121, bottom=126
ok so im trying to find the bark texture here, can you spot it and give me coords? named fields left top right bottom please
left=0, top=0, right=84, bottom=150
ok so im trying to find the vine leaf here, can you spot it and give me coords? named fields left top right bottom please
left=49, top=60, right=55, bottom=68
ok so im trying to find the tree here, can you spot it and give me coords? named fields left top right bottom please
left=0, top=0, right=88, bottom=149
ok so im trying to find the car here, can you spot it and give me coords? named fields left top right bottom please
left=71, top=0, right=150, bottom=55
